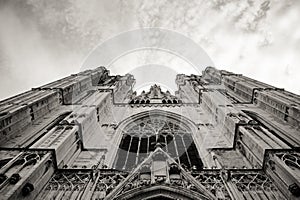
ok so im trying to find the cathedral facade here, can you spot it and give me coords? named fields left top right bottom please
left=0, top=66, right=299, bottom=200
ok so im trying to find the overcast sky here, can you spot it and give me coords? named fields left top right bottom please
left=0, top=0, right=300, bottom=100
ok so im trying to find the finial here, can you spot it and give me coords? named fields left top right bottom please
left=155, top=142, right=162, bottom=149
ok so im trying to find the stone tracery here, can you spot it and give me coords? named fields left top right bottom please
left=114, top=114, right=203, bottom=171
left=0, top=66, right=299, bottom=199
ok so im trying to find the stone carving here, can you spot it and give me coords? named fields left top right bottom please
left=230, top=171, right=285, bottom=199
left=276, top=152, right=300, bottom=171
left=193, top=171, right=231, bottom=199
left=0, top=66, right=299, bottom=199
left=129, top=84, right=181, bottom=104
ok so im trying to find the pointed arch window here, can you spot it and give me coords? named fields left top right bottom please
left=114, top=115, right=203, bottom=171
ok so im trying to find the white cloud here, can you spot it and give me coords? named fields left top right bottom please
left=0, top=0, right=299, bottom=99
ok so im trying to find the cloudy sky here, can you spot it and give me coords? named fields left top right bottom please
left=0, top=0, right=299, bottom=100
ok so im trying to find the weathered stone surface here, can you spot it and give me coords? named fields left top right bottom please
left=0, top=66, right=299, bottom=199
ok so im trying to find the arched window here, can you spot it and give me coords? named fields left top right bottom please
left=114, top=115, right=203, bottom=171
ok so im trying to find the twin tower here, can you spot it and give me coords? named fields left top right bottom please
left=0, top=66, right=299, bottom=199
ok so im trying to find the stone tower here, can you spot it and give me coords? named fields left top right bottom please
left=0, top=66, right=299, bottom=199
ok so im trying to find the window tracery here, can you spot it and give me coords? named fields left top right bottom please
left=276, top=152, right=300, bottom=171
left=114, top=115, right=203, bottom=171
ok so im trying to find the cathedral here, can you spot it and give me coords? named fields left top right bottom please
left=0, top=66, right=299, bottom=200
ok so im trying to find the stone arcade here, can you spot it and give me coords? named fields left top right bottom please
left=0, top=66, right=299, bottom=199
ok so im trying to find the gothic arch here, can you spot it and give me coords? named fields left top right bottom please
left=117, top=109, right=198, bottom=130
left=109, top=110, right=203, bottom=171
left=115, top=185, right=211, bottom=200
